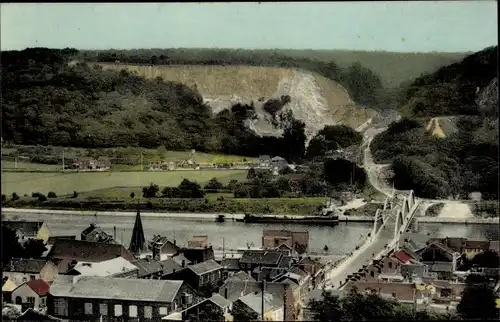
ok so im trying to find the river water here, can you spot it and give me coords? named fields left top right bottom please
left=3, top=212, right=498, bottom=255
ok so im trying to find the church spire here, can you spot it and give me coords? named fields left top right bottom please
left=129, top=208, right=147, bottom=255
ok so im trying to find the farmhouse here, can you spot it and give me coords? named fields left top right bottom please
left=71, top=156, right=111, bottom=171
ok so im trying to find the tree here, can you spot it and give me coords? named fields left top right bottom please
left=47, top=191, right=57, bottom=198
left=204, top=177, right=223, bottom=191
left=1, top=225, right=24, bottom=268
left=1, top=194, right=6, bottom=203
left=457, top=282, right=498, bottom=320
left=306, top=125, right=363, bottom=159
left=247, top=167, right=257, bottom=180
left=22, top=239, right=47, bottom=259
left=187, top=303, right=224, bottom=322
left=130, top=192, right=135, bottom=199
left=38, top=194, right=47, bottom=202
left=178, top=179, right=204, bottom=198
left=308, top=289, right=344, bottom=321
left=11, top=192, right=19, bottom=201
left=233, top=184, right=249, bottom=198
left=71, top=191, right=79, bottom=198
left=281, top=113, right=306, bottom=162
left=231, top=301, right=259, bottom=322
left=142, top=183, right=159, bottom=198
left=470, top=250, right=499, bottom=268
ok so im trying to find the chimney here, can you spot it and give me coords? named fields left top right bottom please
left=181, top=260, right=185, bottom=268
left=224, top=288, right=228, bottom=299
left=173, top=240, right=176, bottom=245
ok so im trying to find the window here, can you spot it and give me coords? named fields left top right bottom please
left=159, top=307, right=168, bottom=316
left=173, top=300, right=178, bottom=310
left=84, top=302, right=93, bottom=315
left=22, top=277, right=27, bottom=282
left=370, top=271, right=374, bottom=277
left=30, top=275, right=36, bottom=281
left=99, top=303, right=108, bottom=316
left=144, top=306, right=152, bottom=319
left=218, top=270, right=221, bottom=278
left=114, top=304, right=122, bottom=317
left=388, top=262, right=393, bottom=269
left=54, top=298, right=68, bottom=316
left=129, top=305, right=138, bottom=317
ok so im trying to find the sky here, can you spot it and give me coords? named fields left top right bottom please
left=1, top=2, right=497, bottom=52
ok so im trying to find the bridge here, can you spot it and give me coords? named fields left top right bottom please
left=324, top=189, right=419, bottom=290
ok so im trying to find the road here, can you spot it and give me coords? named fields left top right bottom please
left=325, top=218, right=395, bottom=289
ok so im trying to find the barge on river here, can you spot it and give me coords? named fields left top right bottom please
left=237, top=213, right=339, bottom=226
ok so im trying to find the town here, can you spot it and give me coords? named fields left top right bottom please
left=2, top=210, right=499, bottom=321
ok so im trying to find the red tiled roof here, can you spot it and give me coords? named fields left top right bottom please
left=26, top=279, right=50, bottom=296
left=393, top=250, right=413, bottom=264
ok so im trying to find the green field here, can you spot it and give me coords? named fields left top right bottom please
left=1, top=170, right=247, bottom=196
left=2, top=161, right=62, bottom=171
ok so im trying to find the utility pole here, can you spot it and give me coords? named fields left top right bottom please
left=62, top=150, right=65, bottom=170
left=261, top=280, right=265, bottom=320
left=283, top=283, right=288, bottom=321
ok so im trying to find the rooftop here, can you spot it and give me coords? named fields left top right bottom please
left=188, top=259, right=222, bottom=275
left=47, top=239, right=135, bottom=262
left=238, top=291, right=283, bottom=316
left=3, top=220, right=44, bottom=235
left=208, top=293, right=233, bottom=308
left=131, top=258, right=182, bottom=277
left=240, top=250, right=283, bottom=266
left=5, top=258, right=49, bottom=273
left=50, top=275, right=184, bottom=303
left=72, top=257, right=137, bottom=277
left=25, top=279, right=51, bottom=296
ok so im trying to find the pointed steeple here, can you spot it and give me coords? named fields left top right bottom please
left=129, top=208, right=147, bottom=255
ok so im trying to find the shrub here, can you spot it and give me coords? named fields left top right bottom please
left=130, top=192, right=135, bottom=199
left=71, top=191, right=79, bottom=198
left=47, top=191, right=57, bottom=198
left=31, top=192, right=42, bottom=198
left=1, top=194, right=6, bottom=203
left=11, top=192, right=19, bottom=201
left=38, top=194, right=47, bottom=202
left=143, top=183, right=159, bottom=198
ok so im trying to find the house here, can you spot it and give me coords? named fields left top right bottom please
left=166, top=259, right=224, bottom=291
left=490, top=241, right=500, bottom=253
left=80, top=224, right=115, bottom=243
left=71, top=156, right=111, bottom=171
left=221, top=258, right=241, bottom=275
left=64, top=257, right=138, bottom=277
left=239, top=250, right=284, bottom=273
left=164, top=293, right=233, bottom=321
left=3, top=259, right=59, bottom=285
left=3, top=220, right=51, bottom=244
left=344, top=281, right=423, bottom=303
left=150, top=235, right=180, bottom=260
left=234, top=291, right=284, bottom=321
left=3, top=277, right=18, bottom=303
left=269, top=156, right=288, bottom=169
left=171, top=254, right=192, bottom=267
left=188, top=236, right=209, bottom=248
left=218, top=280, right=295, bottom=320
left=48, top=275, right=198, bottom=321
left=297, top=257, right=325, bottom=288
left=47, top=236, right=76, bottom=246
left=262, top=230, right=309, bottom=254
left=257, top=155, right=271, bottom=167
left=416, top=241, right=461, bottom=279
left=464, top=240, right=491, bottom=259
left=181, top=245, right=215, bottom=264
left=228, top=271, right=256, bottom=282
left=273, top=266, right=312, bottom=300
left=46, top=239, right=136, bottom=273
left=14, top=308, right=68, bottom=321
left=11, top=279, right=50, bottom=311
left=132, top=258, right=182, bottom=279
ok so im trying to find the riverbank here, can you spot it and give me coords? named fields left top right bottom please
left=2, top=194, right=328, bottom=216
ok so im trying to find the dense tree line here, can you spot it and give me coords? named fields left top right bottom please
left=371, top=116, right=498, bottom=200
left=309, top=283, right=498, bottom=321
left=398, top=45, right=497, bottom=117
left=1, top=48, right=311, bottom=161
left=1, top=225, right=47, bottom=268
left=79, top=48, right=387, bottom=108
left=305, top=125, right=363, bottom=159
left=372, top=47, right=498, bottom=200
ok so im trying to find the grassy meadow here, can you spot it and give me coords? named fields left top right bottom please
left=1, top=170, right=247, bottom=196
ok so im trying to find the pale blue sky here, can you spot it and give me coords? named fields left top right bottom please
left=1, top=2, right=497, bottom=52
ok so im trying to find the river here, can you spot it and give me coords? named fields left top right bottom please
left=3, top=212, right=497, bottom=255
